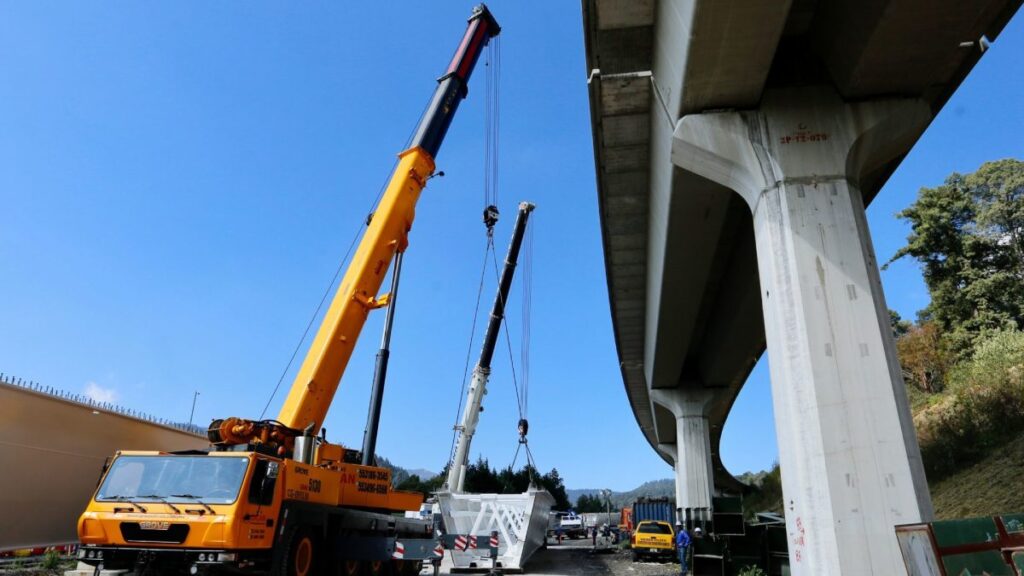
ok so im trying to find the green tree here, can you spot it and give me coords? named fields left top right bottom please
left=742, top=463, right=783, bottom=520
left=890, top=309, right=912, bottom=340
left=463, top=457, right=503, bottom=494
left=576, top=493, right=608, bottom=513
left=396, top=473, right=446, bottom=499
left=448, top=458, right=571, bottom=509
left=969, top=159, right=1024, bottom=277
left=496, top=464, right=537, bottom=494
left=539, top=468, right=571, bottom=510
left=887, top=160, right=1024, bottom=355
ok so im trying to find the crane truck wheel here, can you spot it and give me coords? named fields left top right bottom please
left=367, top=559, right=392, bottom=575
left=272, top=526, right=320, bottom=576
left=340, top=559, right=361, bottom=576
left=396, top=560, right=420, bottom=575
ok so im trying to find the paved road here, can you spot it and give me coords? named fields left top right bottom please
left=428, top=538, right=684, bottom=576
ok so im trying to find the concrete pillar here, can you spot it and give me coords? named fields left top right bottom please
left=672, top=87, right=934, bottom=575
left=652, top=389, right=715, bottom=512
left=655, top=441, right=681, bottom=519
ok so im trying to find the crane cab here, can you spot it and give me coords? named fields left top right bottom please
left=78, top=449, right=425, bottom=574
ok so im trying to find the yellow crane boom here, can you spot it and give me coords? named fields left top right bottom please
left=207, top=4, right=500, bottom=452
left=276, top=147, right=433, bottom=433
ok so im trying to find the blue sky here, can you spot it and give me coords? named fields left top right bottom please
left=2, top=3, right=1022, bottom=492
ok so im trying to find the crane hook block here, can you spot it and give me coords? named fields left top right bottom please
left=518, top=418, right=529, bottom=437
left=483, top=205, right=499, bottom=230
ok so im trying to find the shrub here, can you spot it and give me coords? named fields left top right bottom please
left=897, top=322, right=954, bottom=393
left=915, top=330, right=1024, bottom=478
left=42, top=549, right=62, bottom=569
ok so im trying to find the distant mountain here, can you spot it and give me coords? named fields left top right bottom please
left=735, top=470, right=769, bottom=488
left=407, top=468, right=438, bottom=480
left=566, top=478, right=675, bottom=510
left=376, top=456, right=439, bottom=488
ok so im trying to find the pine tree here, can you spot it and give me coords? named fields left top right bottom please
left=887, top=159, right=1024, bottom=355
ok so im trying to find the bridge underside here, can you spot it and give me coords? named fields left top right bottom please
left=584, top=0, right=1021, bottom=488
left=585, top=0, right=1021, bottom=573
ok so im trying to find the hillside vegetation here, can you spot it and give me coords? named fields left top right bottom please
left=886, top=160, right=1024, bottom=497
left=929, top=432, right=1024, bottom=519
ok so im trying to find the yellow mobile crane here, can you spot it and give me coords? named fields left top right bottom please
left=76, top=5, right=500, bottom=575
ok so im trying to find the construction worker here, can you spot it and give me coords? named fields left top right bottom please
left=675, top=523, right=691, bottom=575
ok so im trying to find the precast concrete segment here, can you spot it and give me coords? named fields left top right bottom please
left=672, top=87, right=933, bottom=575
left=651, top=389, right=715, bottom=511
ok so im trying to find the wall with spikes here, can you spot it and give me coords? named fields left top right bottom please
left=0, top=377, right=208, bottom=550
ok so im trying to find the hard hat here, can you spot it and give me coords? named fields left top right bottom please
left=694, top=527, right=703, bottom=535
left=675, top=522, right=683, bottom=527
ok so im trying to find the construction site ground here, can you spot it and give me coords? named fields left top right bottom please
left=0, top=540, right=680, bottom=576
left=431, top=537, right=684, bottom=576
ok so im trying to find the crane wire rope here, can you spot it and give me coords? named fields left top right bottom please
left=259, top=94, right=434, bottom=420
left=489, top=248, right=523, bottom=420
left=482, top=36, right=500, bottom=209
left=491, top=240, right=540, bottom=484
left=446, top=237, right=495, bottom=466
left=482, top=33, right=534, bottom=428
left=447, top=39, right=508, bottom=471
left=483, top=38, right=492, bottom=208
left=521, top=213, right=533, bottom=418
left=482, top=36, right=541, bottom=481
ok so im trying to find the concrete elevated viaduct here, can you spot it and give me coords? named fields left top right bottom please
left=583, top=0, right=1022, bottom=573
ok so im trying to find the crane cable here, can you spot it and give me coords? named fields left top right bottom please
left=447, top=237, right=495, bottom=467
left=483, top=36, right=542, bottom=480
left=483, top=34, right=539, bottom=472
left=496, top=225, right=539, bottom=483
left=483, top=36, right=500, bottom=210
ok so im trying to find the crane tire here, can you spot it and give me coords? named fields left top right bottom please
left=272, top=526, right=320, bottom=576
left=397, top=560, right=421, bottom=575
left=341, top=559, right=361, bottom=576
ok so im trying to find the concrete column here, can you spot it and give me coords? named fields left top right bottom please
left=652, top=389, right=715, bottom=512
left=672, top=87, right=934, bottom=575
left=655, top=441, right=681, bottom=519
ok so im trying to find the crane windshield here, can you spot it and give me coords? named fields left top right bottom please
left=96, top=455, right=249, bottom=505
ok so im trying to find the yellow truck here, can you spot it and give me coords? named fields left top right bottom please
left=631, top=520, right=677, bottom=562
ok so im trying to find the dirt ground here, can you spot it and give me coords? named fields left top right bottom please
left=430, top=538, right=685, bottom=576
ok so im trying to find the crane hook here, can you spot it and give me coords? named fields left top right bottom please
left=518, top=418, right=529, bottom=442
left=483, top=205, right=499, bottom=235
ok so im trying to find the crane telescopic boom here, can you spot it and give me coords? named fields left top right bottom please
left=447, top=201, right=535, bottom=492
left=208, top=4, right=501, bottom=451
